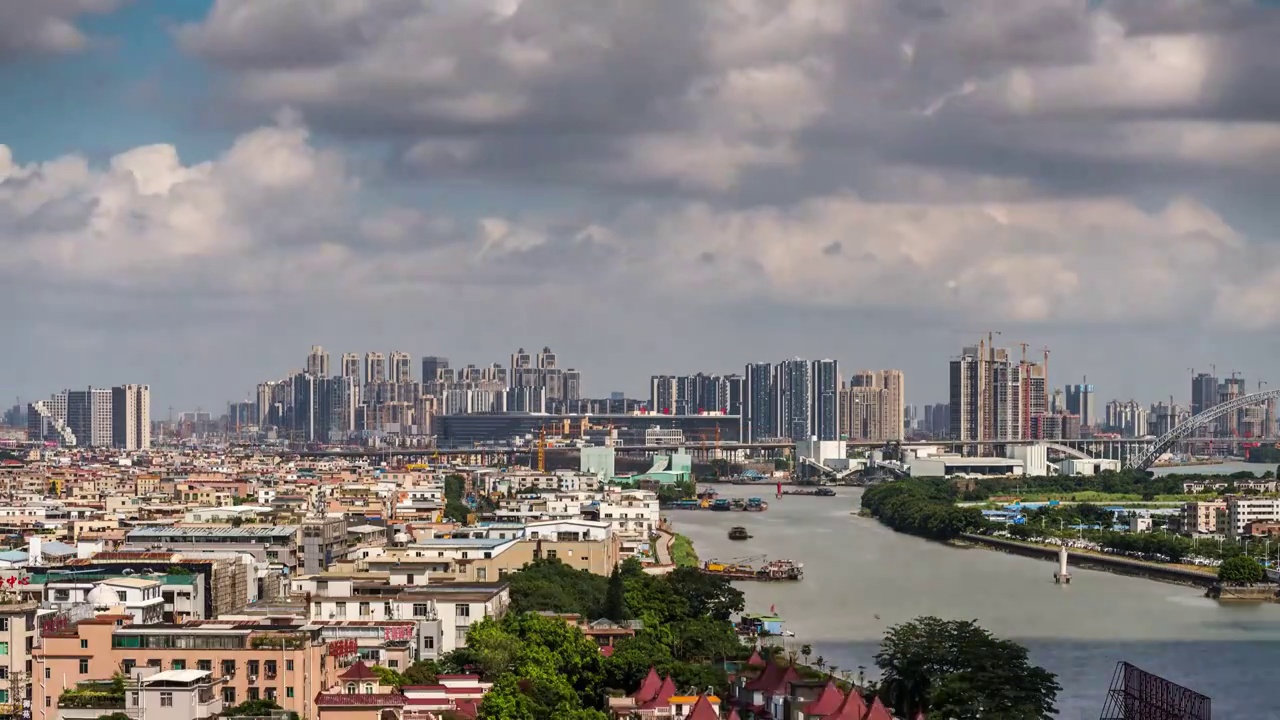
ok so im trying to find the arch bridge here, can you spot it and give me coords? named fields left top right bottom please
left=1127, top=388, right=1280, bottom=471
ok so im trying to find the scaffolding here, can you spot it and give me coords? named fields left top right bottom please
left=1098, top=662, right=1211, bottom=720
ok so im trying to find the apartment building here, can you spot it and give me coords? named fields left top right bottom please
left=299, top=580, right=509, bottom=659
left=1179, top=500, right=1227, bottom=535
left=594, top=490, right=660, bottom=552
left=124, top=526, right=301, bottom=572
left=0, top=598, right=37, bottom=717
left=34, top=617, right=341, bottom=720
left=1224, top=498, right=1280, bottom=540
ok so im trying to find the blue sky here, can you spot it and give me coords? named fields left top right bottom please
left=4, top=0, right=1280, bottom=412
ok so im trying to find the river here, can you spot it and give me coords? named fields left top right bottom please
left=673, top=485, right=1280, bottom=719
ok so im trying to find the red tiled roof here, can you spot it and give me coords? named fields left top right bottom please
left=639, top=675, right=677, bottom=709
left=600, top=645, right=615, bottom=657
left=633, top=667, right=661, bottom=703
left=828, top=689, right=868, bottom=720
left=802, top=680, right=845, bottom=716
left=453, top=698, right=480, bottom=718
left=315, top=693, right=407, bottom=707
left=743, top=661, right=799, bottom=694
left=685, top=694, right=720, bottom=720
left=726, top=708, right=742, bottom=720
left=746, top=649, right=764, bottom=666
left=339, top=660, right=379, bottom=680
left=864, top=696, right=894, bottom=720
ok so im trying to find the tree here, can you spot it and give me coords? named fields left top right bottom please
left=1218, top=555, right=1266, bottom=585
left=402, top=659, right=440, bottom=686
left=663, top=567, right=745, bottom=622
left=371, top=665, right=407, bottom=690
left=223, top=699, right=299, bottom=720
left=602, top=566, right=628, bottom=622
left=97, top=714, right=131, bottom=720
left=876, top=616, right=1059, bottom=720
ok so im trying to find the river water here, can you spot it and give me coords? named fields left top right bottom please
left=674, top=486, right=1280, bottom=719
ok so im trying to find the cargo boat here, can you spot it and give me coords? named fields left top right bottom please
left=781, top=487, right=836, bottom=497
left=710, top=499, right=732, bottom=512
left=728, top=526, right=751, bottom=541
left=744, top=497, right=768, bottom=511
left=700, top=558, right=803, bottom=581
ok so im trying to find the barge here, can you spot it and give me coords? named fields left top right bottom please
left=728, top=526, right=752, bottom=541
left=700, top=558, right=803, bottom=582
left=781, top=487, right=836, bottom=497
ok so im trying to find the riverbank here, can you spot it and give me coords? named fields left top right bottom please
left=671, top=533, right=698, bottom=567
left=960, top=533, right=1219, bottom=589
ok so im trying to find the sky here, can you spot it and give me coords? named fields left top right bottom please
left=4, top=0, right=1280, bottom=413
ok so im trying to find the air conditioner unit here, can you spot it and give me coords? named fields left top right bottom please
left=248, top=675, right=257, bottom=683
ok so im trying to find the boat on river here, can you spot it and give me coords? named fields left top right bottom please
left=781, top=487, right=836, bottom=497
left=728, top=526, right=752, bottom=540
left=710, top=499, right=732, bottom=512
left=700, top=558, right=803, bottom=581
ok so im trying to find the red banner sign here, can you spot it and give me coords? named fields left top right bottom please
left=383, top=625, right=413, bottom=642
left=329, top=639, right=359, bottom=658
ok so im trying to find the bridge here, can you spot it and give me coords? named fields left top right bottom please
left=1126, top=388, right=1280, bottom=471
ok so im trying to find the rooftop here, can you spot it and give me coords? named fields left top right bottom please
left=143, top=669, right=212, bottom=684
left=127, top=525, right=298, bottom=538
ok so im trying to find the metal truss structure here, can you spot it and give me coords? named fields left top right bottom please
left=1098, top=662, right=1211, bottom=720
left=1127, top=388, right=1280, bottom=471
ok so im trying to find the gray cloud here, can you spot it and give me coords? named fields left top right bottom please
left=0, top=0, right=126, bottom=62
left=11, top=0, right=1280, bottom=409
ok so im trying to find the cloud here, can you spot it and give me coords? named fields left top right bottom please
left=0, top=0, right=127, bottom=62
left=176, top=0, right=1280, bottom=201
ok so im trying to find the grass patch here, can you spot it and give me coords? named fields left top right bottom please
left=671, top=534, right=698, bottom=567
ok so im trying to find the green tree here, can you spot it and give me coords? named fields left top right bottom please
left=222, top=699, right=299, bottom=719
left=664, top=567, right=745, bottom=622
left=876, top=616, right=1059, bottom=720
left=370, top=665, right=407, bottom=690
left=602, top=566, right=628, bottom=622
left=402, top=659, right=440, bottom=686
left=507, top=558, right=608, bottom=616
left=97, top=714, right=131, bottom=720
left=1218, top=555, right=1266, bottom=585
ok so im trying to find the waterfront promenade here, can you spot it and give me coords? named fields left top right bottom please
left=675, top=485, right=1280, bottom=719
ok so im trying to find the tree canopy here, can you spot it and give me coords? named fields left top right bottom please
left=876, top=616, right=1060, bottom=720
left=862, top=479, right=985, bottom=540
left=1218, top=555, right=1266, bottom=585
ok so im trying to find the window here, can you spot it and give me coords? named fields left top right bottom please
left=364, top=683, right=374, bottom=695
left=455, top=626, right=468, bottom=646
left=413, top=603, right=430, bottom=617
left=0, top=642, right=10, bottom=656
left=79, top=659, right=89, bottom=674
left=80, top=639, right=88, bottom=649
left=285, top=660, right=294, bottom=672
left=160, top=692, right=173, bottom=707
left=266, top=688, right=276, bottom=701
left=116, top=591, right=127, bottom=602
left=388, top=659, right=398, bottom=668
left=247, top=660, right=259, bottom=677
left=197, top=660, right=212, bottom=672
left=129, top=692, right=139, bottom=707
left=477, top=567, right=487, bottom=581
left=335, top=602, right=347, bottom=618
left=222, top=688, right=236, bottom=705
left=171, top=660, right=186, bottom=670
left=456, top=603, right=470, bottom=618
left=483, top=551, right=492, bottom=559
left=461, top=551, right=468, bottom=559
left=247, top=688, right=259, bottom=701
left=287, top=687, right=295, bottom=698
left=265, top=661, right=277, bottom=678
left=222, top=660, right=236, bottom=676
left=359, top=602, right=370, bottom=617
left=406, top=574, right=415, bottom=584
left=0, top=668, right=7, bottom=680
left=346, top=683, right=356, bottom=695
left=44, top=668, right=50, bottom=680
left=0, top=690, right=9, bottom=703
left=423, top=636, right=434, bottom=650
left=546, top=549, right=557, bottom=559
left=0, top=618, right=8, bottom=631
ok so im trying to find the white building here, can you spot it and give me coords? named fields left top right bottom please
left=67, top=387, right=112, bottom=447
left=1225, top=498, right=1280, bottom=540
left=88, top=577, right=165, bottom=624
left=596, top=489, right=660, bottom=540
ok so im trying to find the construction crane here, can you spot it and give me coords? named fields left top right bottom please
left=537, top=426, right=547, bottom=473
left=1042, top=346, right=1051, bottom=377
left=1017, top=342, right=1030, bottom=363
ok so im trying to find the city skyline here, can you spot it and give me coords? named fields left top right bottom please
left=6, top=2, right=1280, bottom=412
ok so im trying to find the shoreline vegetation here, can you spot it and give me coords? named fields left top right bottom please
left=670, top=533, right=698, bottom=567
left=861, top=474, right=1279, bottom=592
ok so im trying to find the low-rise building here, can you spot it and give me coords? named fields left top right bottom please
left=1225, top=498, right=1280, bottom=540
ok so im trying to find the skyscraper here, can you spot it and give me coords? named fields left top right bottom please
left=650, top=376, right=678, bottom=414
left=743, top=363, right=774, bottom=442
left=1065, top=379, right=1095, bottom=429
left=66, top=387, right=112, bottom=447
left=306, top=346, right=330, bottom=377
left=812, top=359, right=841, bottom=441
left=950, top=340, right=1023, bottom=451
left=842, top=370, right=906, bottom=442
left=389, top=351, right=413, bottom=384
left=111, top=384, right=151, bottom=450
left=364, top=352, right=386, bottom=386
left=775, top=359, right=813, bottom=441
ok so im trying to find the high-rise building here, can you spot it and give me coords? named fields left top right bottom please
left=27, top=391, right=74, bottom=445
left=1065, top=379, right=1095, bottom=429
left=743, top=363, right=774, bottom=442
left=66, top=387, right=112, bottom=447
left=1191, top=373, right=1219, bottom=418
left=389, top=351, right=413, bottom=384
left=421, top=356, right=450, bottom=390
left=111, top=384, right=151, bottom=450
left=306, top=345, right=330, bottom=377
left=564, top=369, right=582, bottom=405
left=364, top=352, right=386, bottom=386
left=649, top=376, right=678, bottom=414
left=812, top=360, right=841, bottom=441
left=340, top=353, right=361, bottom=380
left=775, top=359, right=813, bottom=441
left=841, top=370, right=906, bottom=442
left=1019, top=362, right=1047, bottom=439
left=950, top=340, right=1023, bottom=451
left=1218, top=376, right=1245, bottom=437
left=1105, top=400, right=1148, bottom=437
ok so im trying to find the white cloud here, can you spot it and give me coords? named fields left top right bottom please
left=0, top=0, right=125, bottom=61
